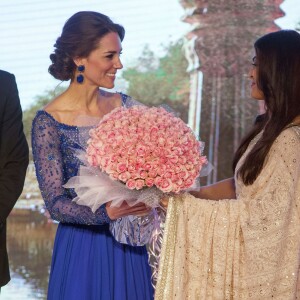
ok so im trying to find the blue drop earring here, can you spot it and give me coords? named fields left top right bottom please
left=76, top=65, right=85, bottom=83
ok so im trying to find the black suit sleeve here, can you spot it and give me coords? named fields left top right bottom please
left=0, top=74, right=29, bottom=228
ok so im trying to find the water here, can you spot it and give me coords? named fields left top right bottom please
left=1, top=209, right=57, bottom=300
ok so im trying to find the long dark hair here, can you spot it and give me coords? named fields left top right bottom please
left=48, top=11, right=125, bottom=81
left=233, top=30, right=300, bottom=185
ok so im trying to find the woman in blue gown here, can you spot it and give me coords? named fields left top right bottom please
left=31, top=11, right=153, bottom=300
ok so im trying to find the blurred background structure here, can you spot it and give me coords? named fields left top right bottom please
left=182, top=0, right=284, bottom=182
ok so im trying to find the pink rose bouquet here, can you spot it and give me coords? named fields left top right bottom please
left=64, top=105, right=207, bottom=211
left=87, top=105, right=206, bottom=194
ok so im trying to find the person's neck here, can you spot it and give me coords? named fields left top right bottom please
left=65, top=83, right=100, bottom=110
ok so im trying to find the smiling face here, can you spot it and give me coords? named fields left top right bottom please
left=248, top=56, right=265, bottom=100
left=75, top=31, right=123, bottom=89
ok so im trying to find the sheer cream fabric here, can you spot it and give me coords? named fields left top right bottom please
left=155, top=127, right=300, bottom=300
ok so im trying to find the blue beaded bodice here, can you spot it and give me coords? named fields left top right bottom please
left=31, top=93, right=129, bottom=225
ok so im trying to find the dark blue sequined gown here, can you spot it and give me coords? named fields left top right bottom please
left=31, top=95, right=153, bottom=300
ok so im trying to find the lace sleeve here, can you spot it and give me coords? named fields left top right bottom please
left=31, top=112, right=111, bottom=225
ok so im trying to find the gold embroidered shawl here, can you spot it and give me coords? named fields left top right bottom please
left=155, top=127, right=300, bottom=300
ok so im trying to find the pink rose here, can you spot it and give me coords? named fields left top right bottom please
left=99, top=156, right=109, bottom=168
left=143, top=163, right=152, bottom=171
left=171, top=174, right=179, bottom=182
left=152, top=148, right=161, bottom=157
left=150, top=126, right=159, bottom=136
left=184, top=177, right=195, bottom=188
left=136, top=157, right=145, bottom=165
left=178, top=156, right=186, bottom=165
left=118, top=171, right=131, bottom=183
left=158, top=137, right=165, bottom=146
left=109, top=172, right=119, bottom=181
left=164, top=171, right=172, bottom=179
left=157, top=166, right=166, bottom=176
left=171, top=147, right=183, bottom=156
left=166, top=140, right=175, bottom=147
left=168, top=155, right=179, bottom=164
left=128, top=164, right=136, bottom=173
left=176, top=179, right=183, bottom=186
left=158, top=178, right=173, bottom=193
left=107, top=132, right=116, bottom=139
left=150, top=135, right=158, bottom=142
left=126, top=179, right=136, bottom=190
left=136, top=127, right=144, bottom=135
left=173, top=186, right=181, bottom=194
left=159, top=157, right=167, bottom=164
left=148, top=169, right=158, bottom=178
left=178, top=170, right=189, bottom=180
left=145, top=178, right=154, bottom=187
left=130, top=172, right=140, bottom=180
left=105, top=163, right=117, bottom=174
left=140, top=170, right=148, bottom=179
left=185, top=164, right=193, bottom=171
left=110, top=154, right=119, bottom=163
left=174, top=165, right=182, bottom=173
left=154, top=176, right=163, bottom=187
left=116, top=162, right=127, bottom=173
left=135, top=179, right=145, bottom=190
left=97, top=149, right=106, bottom=156
left=136, top=145, right=147, bottom=157
left=114, top=120, right=122, bottom=128
left=92, top=140, right=104, bottom=149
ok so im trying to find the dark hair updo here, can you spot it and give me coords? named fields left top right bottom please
left=48, top=11, right=125, bottom=81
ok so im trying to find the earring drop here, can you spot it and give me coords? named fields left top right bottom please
left=76, top=65, right=85, bottom=83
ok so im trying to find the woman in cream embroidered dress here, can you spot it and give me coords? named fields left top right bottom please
left=155, top=30, right=300, bottom=299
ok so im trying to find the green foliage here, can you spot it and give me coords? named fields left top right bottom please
left=122, top=39, right=190, bottom=121
left=23, top=86, right=66, bottom=145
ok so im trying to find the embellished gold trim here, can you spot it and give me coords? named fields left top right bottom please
left=155, top=196, right=180, bottom=299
